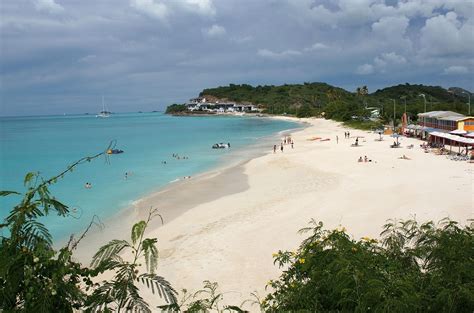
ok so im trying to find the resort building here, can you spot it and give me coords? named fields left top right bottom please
left=413, top=111, right=474, bottom=149
left=417, top=111, right=474, bottom=133
left=185, top=98, right=260, bottom=113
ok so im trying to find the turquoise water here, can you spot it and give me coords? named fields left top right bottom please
left=0, top=113, right=299, bottom=240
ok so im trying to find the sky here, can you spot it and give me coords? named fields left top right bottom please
left=0, top=0, right=473, bottom=116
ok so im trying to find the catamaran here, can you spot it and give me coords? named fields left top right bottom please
left=96, top=96, right=111, bottom=118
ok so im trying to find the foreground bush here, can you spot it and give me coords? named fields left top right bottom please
left=263, top=219, right=474, bottom=312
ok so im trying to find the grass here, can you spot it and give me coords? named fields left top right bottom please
left=343, top=120, right=384, bottom=131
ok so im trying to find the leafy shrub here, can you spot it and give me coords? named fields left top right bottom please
left=263, top=219, right=474, bottom=312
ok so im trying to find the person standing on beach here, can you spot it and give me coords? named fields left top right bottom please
left=336, top=135, right=339, bottom=144
left=291, top=141, right=294, bottom=149
left=280, top=143, right=284, bottom=152
left=273, top=145, right=276, bottom=153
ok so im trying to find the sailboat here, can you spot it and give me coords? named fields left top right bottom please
left=96, top=96, right=111, bottom=118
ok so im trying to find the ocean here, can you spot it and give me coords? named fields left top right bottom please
left=0, top=113, right=300, bottom=240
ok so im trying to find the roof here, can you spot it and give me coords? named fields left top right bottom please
left=457, top=116, right=474, bottom=121
left=430, top=131, right=474, bottom=145
left=417, top=111, right=465, bottom=119
left=422, top=126, right=447, bottom=133
left=442, top=115, right=467, bottom=121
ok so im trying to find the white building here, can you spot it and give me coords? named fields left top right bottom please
left=184, top=98, right=260, bottom=113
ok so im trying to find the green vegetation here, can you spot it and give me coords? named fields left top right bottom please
left=343, top=120, right=384, bottom=131
left=264, top=219, right=474, bottom=312
left=200, top=83, right=357, bottom=118
left=196, top=83, right=471, bottom=127
left=1, top=152, right=473, bottom=312
left=165, top=104, right=187, bottom=114
left=0, top=150, right=177, bottom=312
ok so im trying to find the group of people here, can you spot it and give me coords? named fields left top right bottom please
left=84, top=182, right=92, bottom=189
left=172, top=153, right=189, bottom=160
left=274, top=136, right=294, bottom=153
left=344, top=131, right=351, bottom=139
left=357, top=156, right=372, bottom=163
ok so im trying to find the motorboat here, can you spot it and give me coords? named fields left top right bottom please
left=212, top=143, right=230, bottom=149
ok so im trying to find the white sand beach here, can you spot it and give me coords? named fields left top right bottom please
left=77, top=117, right=473, bottom=309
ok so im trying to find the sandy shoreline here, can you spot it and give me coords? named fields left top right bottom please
left=76, top=117, right=473, bottom=309
left=74, top=120, right=305, bottom=262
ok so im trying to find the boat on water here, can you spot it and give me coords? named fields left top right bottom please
left=96, top=96, right=111, bottom=118
left=212, top=143, right=230, bottom=149
left=107, top=149, right=124, bottom=154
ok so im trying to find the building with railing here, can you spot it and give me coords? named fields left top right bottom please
left=417, top=111, right=464, bottom=131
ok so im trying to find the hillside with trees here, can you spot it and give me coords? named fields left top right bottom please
left=197, top=83, right=471, bottom=125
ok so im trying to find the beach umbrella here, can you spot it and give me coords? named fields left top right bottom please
left=391, top=133, right=401, bottom=145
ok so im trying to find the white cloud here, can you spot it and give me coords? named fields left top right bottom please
left=183, top=0, right=215, bottom=16
left=374, top=52, right=407, bottom=67
left=420, top=11, right=474, bottom=56
left=257, top=49, right=302, bottom=59
left=203, top=24, right=226, bottom=37
left=304, top=42, right=328, bottom=52
left=232, top=35, right=253, bottom=44
left=372, top=15, right=410, bottom=39
left=130, top=0, right=168, bottom=21
left=443, top=65, right=469, bottom=74
left=356, top=63, right=374, bottom=75
left=363, top=52, right=408, bottom=73
left=34, top=0, right=64, bottom=14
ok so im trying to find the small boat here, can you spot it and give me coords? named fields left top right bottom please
left=107, top=149, right=124, bottom=154
left=96, top=96, right=111, bottom=118
left=212, top=143, right=230, bottom=149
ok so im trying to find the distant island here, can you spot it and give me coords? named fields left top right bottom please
left=166, top=82, right=472, bottom=128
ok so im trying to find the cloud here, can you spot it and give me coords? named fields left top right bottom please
left=358, top=52, right=408, bottom=74
left=231, top=35, right=253, bottom=44
left=183, top=0, right=215, bottom=16
left=420, top=11, right=474, bottom=56
left=304, top=42, right=328, bottom=52
left=1, top=0, right=474, bottom=116
left=257, top=49, right=302, bottom=59
left=203, top=24, right=226, bottom=37
left=130, top=0, right=168, bottom=21
left=374, top=52, right=407, bottom=68
left=257, top=42, right=328, bottom=59
left=443, top=66, right=469, bottom=75
left=34, top=0, right=64, bottom=14
left=371, top=15, right=410, bottom=40
left=356, top=64, right=375, bottom=75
